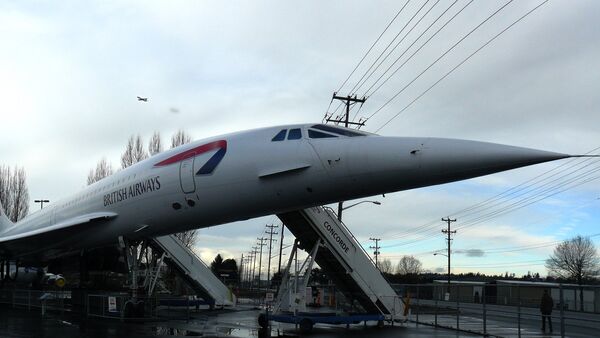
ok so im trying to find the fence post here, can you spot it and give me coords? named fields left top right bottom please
left=517, top=284, right=521, bottom=338
left=392, top=295, right=395, bottom=326
left=434, top=292, right=438, bottom=327
left=560, top=284, right=565, bottom=338
left=416, top=285, right=420, bottom=326
left=456, top=284, right=460, bottom=330
left=483, top=284, right=487, bottom=336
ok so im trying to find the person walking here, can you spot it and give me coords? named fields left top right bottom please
left=540, top=289, right=554, bottom=332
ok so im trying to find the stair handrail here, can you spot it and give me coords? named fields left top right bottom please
left=315, top=206, right=399, bottom=316
left=164, top=235, right=211, bottom=269
left=319, top=206, right=379, bottom=268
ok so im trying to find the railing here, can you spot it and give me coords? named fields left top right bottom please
left=389, top=283, right=600, bottom=338
left=0, top=288, right=69, bottom=315
left=319, top=206, right=379, bottom=268
left=86, top=293, right=208, bottom=320
left=311, top=206, right=396, bottom=317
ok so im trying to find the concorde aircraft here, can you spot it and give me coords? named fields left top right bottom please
left=0, top=123, right=571, bottom=263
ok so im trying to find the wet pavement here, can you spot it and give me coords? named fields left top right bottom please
left=0, top=305, right=478, bottom=338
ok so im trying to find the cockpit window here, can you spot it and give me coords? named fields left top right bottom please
left=288, top=128, right=302, bottom=140
left=311, top=124, right=366, bottom=137
left=308, top=129, right=337, bottom=138
left=272, top=129, right=287, bottom=141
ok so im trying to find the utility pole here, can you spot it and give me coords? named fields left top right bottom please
left=278, top=225, right=285, bottom=274
left=327, top=92, right=367, bottom=221
left=34, top=199, right=50, bottom=210
left=251, top=247, right=259, bottom=289
left=239, top=253, right=244, bottom=286
left=265, top=224, right=278, bottom=288
left=246, top=254, right=254, bottom=287
left=256, top=237, right=268, bottom=289
left=442, top=217, right=457, bottom=292
left=369, top=237, right=381, bottom=269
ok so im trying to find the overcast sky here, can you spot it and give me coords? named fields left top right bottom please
left=1, top=1, right=599, bottom=277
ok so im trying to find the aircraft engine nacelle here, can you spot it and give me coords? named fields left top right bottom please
left=44, top=273, right=66, bottom=288
left=9, top=267, right=44, bottom=285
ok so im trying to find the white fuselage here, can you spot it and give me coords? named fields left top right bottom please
left=0, top=123, right=568, bottom=260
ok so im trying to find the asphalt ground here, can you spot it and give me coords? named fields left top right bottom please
left=0, top=304, right=478, bottom=338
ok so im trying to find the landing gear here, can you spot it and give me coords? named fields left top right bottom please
left=258, top=313, right=268, bottom=328
left=299, top=318, right=313, bottom=333
left=123, top=299, right=145, bottom=318
left=119, top=237, right=151, bottom=319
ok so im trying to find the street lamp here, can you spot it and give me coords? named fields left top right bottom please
left=338, top=200, right=381, bottom=220
left=34, top=199, right=50, bottom=210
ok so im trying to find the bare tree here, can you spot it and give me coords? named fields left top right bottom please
left=0, top=165, right=12, bottom=217
left=148, top=131, right=163, bottom=156
left=546, top=235, right=600, bottom=310
left=171, top=130, right=192, bottom=149
left=9, top=167, right=29, bottom=222
left=121, top=135, right=148, bottom=169
left=396, top=255, right=423, bottom=275
left=379, top=258, right=393, bottom=274
left=87, top=157, right=114, bottom=185
left=170, top=130, right=197, bottom=249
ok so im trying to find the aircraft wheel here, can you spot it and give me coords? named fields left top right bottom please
left=123, top=300, right=135, bottom=318
left=377, top=320, right=384, bottom=328
left=299, top=318, right=313, bottom=333
left=134, top=300, right=145, bottom=318
left=258, top=313, right=268, bottom=328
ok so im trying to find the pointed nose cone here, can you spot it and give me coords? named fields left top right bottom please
left=417, top=138, right=569, bottom=184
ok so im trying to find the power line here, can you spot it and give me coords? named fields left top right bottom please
left=382, top=158, right=600, bottom=249
left=363, top=0, right=471, bottom=99
left=382, top=147, right=600, bottom=244
left=367, top=0, right=515, bottom=123
left=375, top=0, right=550, bottom=132
left=347, top=0, right=432, bottom=97
left=457, top=159, right=600, bottom=231
left=352, top=0, right=442, bottom=95
left=336, top=1, right=410, bottom=94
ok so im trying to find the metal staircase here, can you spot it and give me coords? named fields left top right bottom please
left=150, top=234, right=236, bottom=307
left=277, top=206, right=402, bottom=318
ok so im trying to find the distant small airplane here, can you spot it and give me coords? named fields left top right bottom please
left=137, top=96, right=148, bottom=102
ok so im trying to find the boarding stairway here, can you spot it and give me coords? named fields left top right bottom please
left=277, top=206, right=402, bottom=318
left=150, top=235, right=236, bottom=307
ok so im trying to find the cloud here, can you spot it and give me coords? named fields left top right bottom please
left=455, top=249, right=485, bottom=257
left=1, top=1, right=599, bottom=277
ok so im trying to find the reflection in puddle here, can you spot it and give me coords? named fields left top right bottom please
left=154, top=325, right=260, bottom=337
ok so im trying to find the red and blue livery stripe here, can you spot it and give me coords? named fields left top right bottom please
left=154, top=140, right=227, bottom=175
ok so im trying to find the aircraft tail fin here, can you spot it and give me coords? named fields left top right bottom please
left=0, top=200, right=13, bottom=233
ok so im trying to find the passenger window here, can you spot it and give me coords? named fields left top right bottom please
left=288, top=128, right=302, bottom=140
left=272, top=129, right=287, bottom=141
left=309, top=130, right=337, bottom=138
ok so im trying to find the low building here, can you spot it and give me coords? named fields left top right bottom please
left=432, top=280, right=486, bottom=303
left=495, top=280, right=598, bottom=312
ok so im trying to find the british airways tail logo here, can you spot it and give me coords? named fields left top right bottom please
left=154, top=140, right=227, bottom=175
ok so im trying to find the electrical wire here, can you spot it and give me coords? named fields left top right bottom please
left=346, top=0, right=433, bottom=97
left=364, top=0, right=473, bottom=99
left=374, top=0, right=549, bottom=132
left=336, top=1, right=411, bottom=94
left=351, top=0, right=442, bottom=95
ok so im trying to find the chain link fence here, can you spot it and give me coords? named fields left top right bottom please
left=389, top=282, right=600, bottom=337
